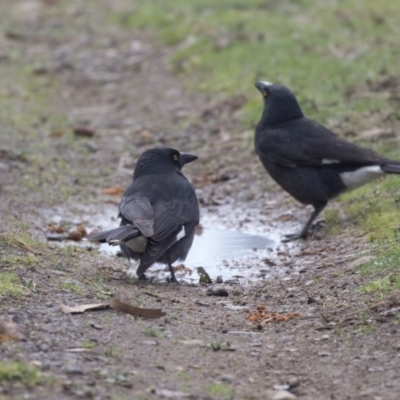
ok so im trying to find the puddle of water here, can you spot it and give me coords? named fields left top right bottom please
left=99, top=227, right=278, bottom=283
left=45, top=204, right=297, bottom=283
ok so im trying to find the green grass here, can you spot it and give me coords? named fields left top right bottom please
left=0, top=272, right=27, bottom=297
left=207, top=382, right=235, bottom=399
left=142, top=327, right=165, bottom=339
left=0, top=362, right=43, bottom=386
left=112, top=0, right=400, bottom=126
left=110, top=0, right=400, bottom=297
left=358, top=245, right=400, bottom=295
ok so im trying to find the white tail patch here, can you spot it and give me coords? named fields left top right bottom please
left=322, top=159, right=340, bottom=164
left=176, top=226, right=185, bottom=241
left=340, top=165, right=384, bottom=189
left=126, top=236, right=147, bottom=252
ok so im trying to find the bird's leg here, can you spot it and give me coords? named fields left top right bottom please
left=138, top=273, right=154, bottom=282
left=168, top=264, right=178, bottom=283
left=283, top=203, right=326, bottom=242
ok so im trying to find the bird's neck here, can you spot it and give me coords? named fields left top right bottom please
left=261, top=98, right=304, bottom=127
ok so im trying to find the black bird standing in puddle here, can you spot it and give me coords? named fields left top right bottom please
left=255, top=81, right=400, bottom=241
left=87, top=148, right=199, bottom=282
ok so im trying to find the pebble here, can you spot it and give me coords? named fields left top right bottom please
left=221, top=374, right=234, bottom=383
left=65, top=365, right=84, bottom=375
left=287, top=377, right=300, bottom=388
left=206, top=288, right=229, bottom=297
left=264, top=390, right=297, bottom=400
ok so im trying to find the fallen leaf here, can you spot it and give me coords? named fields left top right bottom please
left=197, top=267, right=212, bottom=284
left=47, top=224, right=65, bottom=233
left=346, top=255, right=375, bottom=270
left=178, top=339, right=205, bottom=347
left=65, top=348, right=94, bottom=353
left=154, top=389, right=190, bottom=399
left=359, top=127, right=394, bottom=141
left=49, top=130, right=65, bottom=137
left=169, top=264, right=192, bottom=276
left=67, top=225, right=87, bottom=241
left=110, top=297, right=166, bottom=319
left=60, top=298, right=166, bottom=319
left=73, top=126, right=95, bottom=137
left=246, top=305, right=300, bottom=324
left=60, top=303, right=110, bottom=314
left=0, top=321, right=27, bottom=342
left=101, top=186, right=124, bottom=196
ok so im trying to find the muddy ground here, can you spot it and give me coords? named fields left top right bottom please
left=1, top=2, right=400, bottom=400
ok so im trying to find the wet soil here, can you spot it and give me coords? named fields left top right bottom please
left=1, top=2, right=400, bottom=400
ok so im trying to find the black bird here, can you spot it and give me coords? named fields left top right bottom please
left=254, top=81, right=400, bottom=241
left=87, top=148, right=199, bottom=282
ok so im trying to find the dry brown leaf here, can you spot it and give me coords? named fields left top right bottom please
left=246, top=305, right=300, bottom=324
left=49, top=130, right=65, bottom=138
left=67, top=225, right=87, bottom=241
left=101, top=186, right=124, bottom=196
left=73, top=126, right=95, bottom=137
left=359, top=127, right=394, bottom=141
left=346, top=255, right=375, bottom=270
left=169, top=264, right=192, bottom=276
left=47, top=224, right=65, bottom=233
left=0, top=321, right=27, bottom=342
left=110, top=297, right=166, bottom=319
left=60, top=303, right=110, bottom=314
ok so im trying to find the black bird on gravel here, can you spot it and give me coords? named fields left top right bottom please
left=255, top=81, right=400, bottom=241
left=87, top=147, right=199, bottom=282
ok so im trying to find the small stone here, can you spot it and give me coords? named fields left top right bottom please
left=143, top=340, right=158, bottom=346
left=206, top=288, right=229, bottom=297
left=264, top=390, right=297, bottom=400
left=287, top=377, right=300, bottom=388
left=221, top=374, right=234, bottom=383
left=65, top=365, right=83, bottom=375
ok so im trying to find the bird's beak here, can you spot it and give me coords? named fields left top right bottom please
left=255, top=81, right=273, bottom=96
left=180, top=153, right=198, bottom=165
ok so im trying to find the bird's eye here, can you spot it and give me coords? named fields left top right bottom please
left=173, top=154, right=179, bottom=161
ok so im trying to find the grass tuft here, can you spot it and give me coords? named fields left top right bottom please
left=0, top=362, right=43, bottom=386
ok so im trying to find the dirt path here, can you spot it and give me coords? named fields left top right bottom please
left=1, top=2, right=400, bottom=400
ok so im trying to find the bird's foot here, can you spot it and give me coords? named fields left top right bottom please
left=138, top=274, right=155, bottom=283
left=282, top=232, right=308, bottom=242
left=167, top=264, right=179, bottom=283
left=166, top=275, right=179, bottom=284
left=282, top=220, right=326, bottom=242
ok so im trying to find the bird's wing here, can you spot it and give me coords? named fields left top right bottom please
left=119, top=196, right=154, bottom=237
left=137, top=189, right=199, bottom=274
left=257, top=119, right=386, bottom=168
left=151, top=192, right=199, bottom=242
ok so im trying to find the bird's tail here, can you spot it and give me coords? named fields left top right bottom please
left=382, top=162, right=400, bottom=174
left=86, top=225, right=140, bottom=245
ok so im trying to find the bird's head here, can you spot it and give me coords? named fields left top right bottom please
left=133, top=148, right=198, bottom=178
left=255, top=81, right=304, bottom=126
